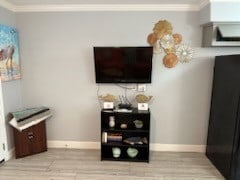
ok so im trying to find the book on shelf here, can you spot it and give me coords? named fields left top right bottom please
left=107, top=133, right=122, bottom=142
left=102, top=132, right=123, bottom=143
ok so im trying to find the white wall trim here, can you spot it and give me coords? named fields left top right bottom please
left=0, top=80, right=10, bottom=163
left=48, top=140, right=206, bottom=153
left=0, top=0, right=15, bottom=11
left=210, top=0, right=240, bottom=2
left=150, top=143, right=206, bottom=153
left=5, top=148, right=14, bottom=161
left=12, top=4, right=199, bottom=12
left=0, top=0, right=237, bottom=12
left=198, top=0, right=210, bottom=9
left=4, top=141, right=205, bottom=162
left=47, top=140, right=100, bottom=149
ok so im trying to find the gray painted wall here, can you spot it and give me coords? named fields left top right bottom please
left=211, top=2, right=240, bottom=22
left=12, top=10, right=240, bottom=146
left=200, top=2, right=240, bottom=23
left=0, top=6, right=22, bottom=150
left=199, top=4, right=210, bottom=25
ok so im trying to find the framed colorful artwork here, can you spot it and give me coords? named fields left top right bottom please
left=0, top=24, right=21, bottom=81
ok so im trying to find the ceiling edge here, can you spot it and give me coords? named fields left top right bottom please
left=11, top=4, right=199, bottom=12
left=2, top=0, right=239, bottom=13
left=1, top=0, right=228, bottom=13
left=198, top=0, right=210, bottom=9
left=0, top=0, right=15, bottom=11
left=210, top=0, right=240, bottom=2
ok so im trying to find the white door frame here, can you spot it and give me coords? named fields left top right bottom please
left=0, top=80, right=8, bottom=162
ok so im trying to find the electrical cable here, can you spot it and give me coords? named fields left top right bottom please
left=124, top=86, right=131, bottom=104
left=96, top=84, right=102, bottom=108
left=115, top=83, right=135, bottom=90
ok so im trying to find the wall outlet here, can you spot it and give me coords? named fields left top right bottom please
left=138, top=84, right=146, bottom=92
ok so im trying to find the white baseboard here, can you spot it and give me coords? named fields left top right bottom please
left=47, top=141, right=100, bottom=149
left=4, top=141, right=205, bottom=162
left=150, top=143, right=206, bottom=153
left=5, top=148, right=15, bottom=161
left=47, top=141, right=206, bottom=153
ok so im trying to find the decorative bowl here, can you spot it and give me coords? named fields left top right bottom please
left=112, top=147, right=121, bottom=158
left=133, top=120, right=143, bottom=128
left=120, top=123, right=127, bottom=129
left=127, top=147, right=138, bottom=158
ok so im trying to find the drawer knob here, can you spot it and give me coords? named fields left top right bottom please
left=28, top=132, right=33, bottom=135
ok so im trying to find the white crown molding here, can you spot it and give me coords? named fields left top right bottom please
left=12, top=4, right=199, bottom=12
left=47, top=140, right=206, bottom=153
left=0, top=0, right=15, bottom=11
left=198, top=0, right=240, bottom=10
left=0, top=0, right=238, bottom=12
left=198, top=0, right=210, bottom=9
left=150, top=143, right=206, bottom=153
left=210, top=0, right=240, bottom=2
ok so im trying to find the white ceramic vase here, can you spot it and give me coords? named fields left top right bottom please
left=109, top=116, right=115, bottom=128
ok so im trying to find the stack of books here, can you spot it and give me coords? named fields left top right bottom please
left=102, top=132, right=122, bottom=143
left=107, top=133, right=122, bottom=142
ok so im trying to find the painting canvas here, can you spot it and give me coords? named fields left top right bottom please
left=0, top=24, right=21, bottom=81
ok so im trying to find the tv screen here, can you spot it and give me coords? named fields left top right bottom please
left=94, top=47, right=153, bottom=83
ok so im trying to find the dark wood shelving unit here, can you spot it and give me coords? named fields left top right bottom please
left=102, top=142, right=148, bottom=147
left=102, top=128, right=149, bottom=133
left=101, top=108, right=150, bottom=162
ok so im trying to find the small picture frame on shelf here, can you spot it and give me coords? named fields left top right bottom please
left=138, top=103, right=148, bottom=111
left=103, top=102, right=114, bottom=109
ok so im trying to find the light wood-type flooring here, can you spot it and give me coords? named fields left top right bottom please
left=0, top=148, right=224, bottom=180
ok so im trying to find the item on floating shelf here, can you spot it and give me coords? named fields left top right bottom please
left=136, top=94, right=152, bottom=111
left=109, top=116, right=115, bottom=128
left=107, top=133, right=122, bottom=142
left=99, top=94, right=116, bottom=102
left=114, top=108, right=132, bottom=113
left=9, top=106, right=52, bottom=131
left=127, top=147, right=139, bottom=158
left=133, top=120, right=143, bottom=129
left=123, top=136, right=148, bottom=145
left=124, top=137, right=143, bottom=145
left=147, top=19, right=194, bottom=68
left=99, top=94, right=116, bottom=109
left=141, top=137, right=148, bottom=144
left=120, top=123, right=128, bottom=129
left=118, top=95, right=132, bottom=109
left=102, top=132, right=108, bottom=143
left=135, top=94, right=152, bottom=103
left=112, top=147, right=121, bottom=158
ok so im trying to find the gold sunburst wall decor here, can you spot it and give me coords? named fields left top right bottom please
left=147, top=20, right=194, bottom=68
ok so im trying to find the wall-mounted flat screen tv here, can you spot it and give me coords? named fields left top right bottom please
left=94, top=47, right=153, bottom=83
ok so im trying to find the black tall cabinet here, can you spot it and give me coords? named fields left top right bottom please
left=206, top=54, right=240, bottom=180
